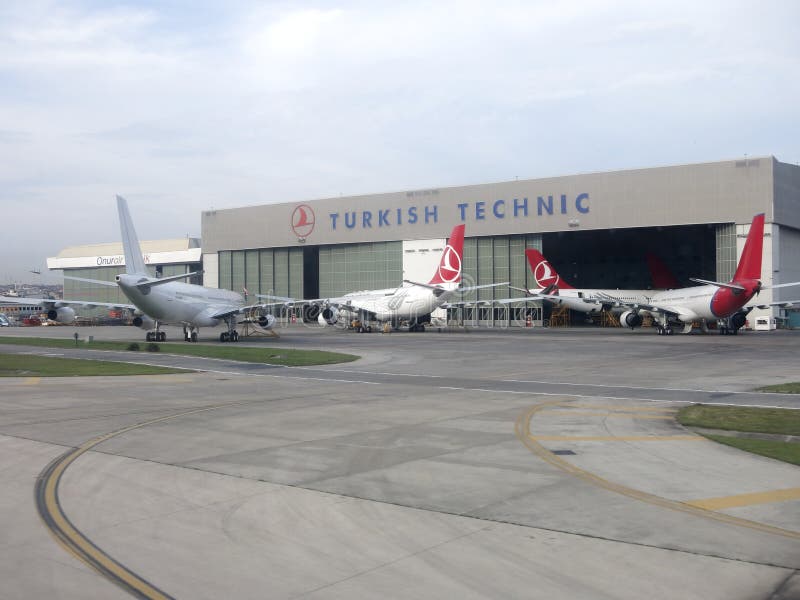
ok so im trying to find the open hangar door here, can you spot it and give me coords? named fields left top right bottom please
left=539, top=223, right=718, bottom=325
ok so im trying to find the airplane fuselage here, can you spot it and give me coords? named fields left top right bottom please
left=116, top=275, right=245, bottom=327
left=339, top=283, right=454, bottom=322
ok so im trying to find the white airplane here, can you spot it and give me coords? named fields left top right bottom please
left=65, top=196, right=276, bottom=342
left=266, top=224, right=501, bottom=332
left=525, top=214, right=800, bottom=335
left=507, top=248, right=657, bottom=316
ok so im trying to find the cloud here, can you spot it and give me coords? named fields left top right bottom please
left=0, top=0, right=798, bottom=283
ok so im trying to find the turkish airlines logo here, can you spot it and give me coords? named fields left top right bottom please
left=291, top=204, right=315, bottom=239
left=533, top=260, right=559, bottom=288
left=438, top=244, right=462, bottom=283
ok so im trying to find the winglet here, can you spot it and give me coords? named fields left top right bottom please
left=428, top=224, right=465, bottom=287
left=525, top=249, right=575, bottom=290
left=732, top=213, right=764, bottom=283
left=117, top=195, right=148, bottom=276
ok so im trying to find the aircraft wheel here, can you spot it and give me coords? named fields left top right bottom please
left=367, top=326, right=372, bottom=333
left=220, top=332, right=228, bottom=342
left=146, top=332, right=153, bottom=342
left=158, top=332, right=166, bottom=342
left=666, top=327, right=673, bottom=336
left=231, top=331, right=239, bottom=342
left=190, top=332, right=198, bottom=342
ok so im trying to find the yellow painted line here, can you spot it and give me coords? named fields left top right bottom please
left=24, top=377, right=41, bottom=385
left=687, top=488, right=800, bottom=511
left=562, top=404, right=676, bottom=413
left=531, top=435, right=706, bottom=441
left=37, top=402, right=245, bottom=599
left=537, top=410, right=674, bottom=420
left=514, top=402, right=800, bottom=540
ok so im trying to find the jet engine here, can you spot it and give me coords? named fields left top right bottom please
left=132, top=314, right=155, bottom=330
left=47, top=307, right=76, bottom=324
left=318, top=306, right=339, bottom=326
left=254, top=312, right=276, bottom=332
left=619, top=310, right=643, bottom=329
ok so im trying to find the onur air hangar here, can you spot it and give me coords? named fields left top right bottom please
left=200, top=156, right=800, bottom=328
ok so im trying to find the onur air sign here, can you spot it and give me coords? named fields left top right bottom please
left=290, top=193, right=590, bottom=240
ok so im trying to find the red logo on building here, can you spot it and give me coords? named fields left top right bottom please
left=291, top=204, right=315, bottom=239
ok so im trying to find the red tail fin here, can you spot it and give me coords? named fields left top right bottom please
left=645, top=252, right=681, bottom=289
left=732, top=213, right=764, bottom=282
left=525, top=249, right=575, bottom=290
left=429, top=224, right=465, bottom=285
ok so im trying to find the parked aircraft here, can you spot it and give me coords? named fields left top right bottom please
left=528, top=214, right=798, bottom=335
left=265, top=224, right=501, bottom=332
left=510, top=248, right=657, bottom=316
left=66, top=196, right=276, bottom=342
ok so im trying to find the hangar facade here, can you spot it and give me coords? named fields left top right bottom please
left=200, top=156, right=800, bottom=327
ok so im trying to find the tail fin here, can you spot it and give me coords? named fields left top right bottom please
left=116, top=195, right=149, bottom=276
left=645, top=252, right=681, bottom=289
left=732, top=213, right=765, bottom=282
left=525, top=249, right=574, bottom=290
left=428, top=224, right=465, bottom=286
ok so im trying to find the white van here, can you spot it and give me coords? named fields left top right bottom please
left=754, top=317, right=777, bottom=331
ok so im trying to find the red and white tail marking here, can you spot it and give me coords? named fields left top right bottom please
left=525, top=249, right=575, bottom=290
left=732, top=213, right=764, bottom=283
left=429, top=224, right=465, bottom=285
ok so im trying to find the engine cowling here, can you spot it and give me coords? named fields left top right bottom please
left=132, top=315, right=155, bottom=330
left=620, top=310, right=643, bottom=329
left=47, top=307, right=76, bottom=324
left=318, top=307, right=338, bottom=326
left=255, top=313, right=276, bottom=331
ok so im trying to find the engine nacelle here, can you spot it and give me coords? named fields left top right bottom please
left=255, top=313, right=276, bottom=331
left=318, top=307, right=339, bottom=326
left=132, top=315, right=155, bottom=330
left=620, top=310, right=643, bottom=329
left=47, top=307, right=76, bottom=324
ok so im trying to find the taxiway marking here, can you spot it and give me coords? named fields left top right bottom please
left=515, top=402, right=800, bottom=540
left=687, top=488, right=800, bottom=511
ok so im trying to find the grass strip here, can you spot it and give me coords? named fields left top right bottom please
left=677, top=404, right=800, bottom=436
left=0, top=354, right=186, bottom=377
left=756, top=382, right=800, bottom=394
left=0, top=336, right=359, bottom=366
left=704, top=435, right=800, bottom=466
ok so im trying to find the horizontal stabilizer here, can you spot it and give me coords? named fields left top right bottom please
left=763, top=281, right=800, bottom=290
left=135, top=270, right=203, bottom=291
left=689, top=277, right=746, bottom=291
left=64, top=275, right=118, bottom=287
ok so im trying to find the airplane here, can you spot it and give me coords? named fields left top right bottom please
left=62, top=196, right=277, bottom=343
left=264, top=224, right=503, bottom=332
left=526, top=213, right=799, bottom=336
left=504, top=248, right=658, bottom=317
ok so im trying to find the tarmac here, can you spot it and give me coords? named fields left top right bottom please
left=1, top=323, right=799, bottom=599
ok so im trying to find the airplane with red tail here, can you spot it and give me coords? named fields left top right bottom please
left=264, top=224, right=504, bottom=332
left=564, top=213, right=800, bottom=335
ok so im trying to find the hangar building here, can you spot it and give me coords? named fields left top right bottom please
left=201, top=156, right=800, bottom=328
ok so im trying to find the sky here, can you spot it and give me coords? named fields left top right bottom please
left=1, top=0, right=798, bottom=284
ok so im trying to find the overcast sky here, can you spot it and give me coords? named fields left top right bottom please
left=1, top=0, right=798, bottom=284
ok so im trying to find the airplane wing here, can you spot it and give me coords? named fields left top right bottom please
left=752, top=300, right=800, bottom=310
left=0, top=296, right=135, bottom=311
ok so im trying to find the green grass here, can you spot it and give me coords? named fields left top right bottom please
left=677, top=404, right=800, bottom=436
left=756, top=382, right=800, bottom=394
left=0, top=354, right=186, bottom=377
left=0, top=336, right=359, bottom=366
left=704, top=435, right=800, bottom=466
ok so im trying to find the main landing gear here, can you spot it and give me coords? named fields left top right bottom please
left=655, top=325, right=673, bottom=336
left=145, top=322, right=166, bottom=342
left=219, top=316, right=240, bottom=342
left=183, top=326, right=199, bottom=343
